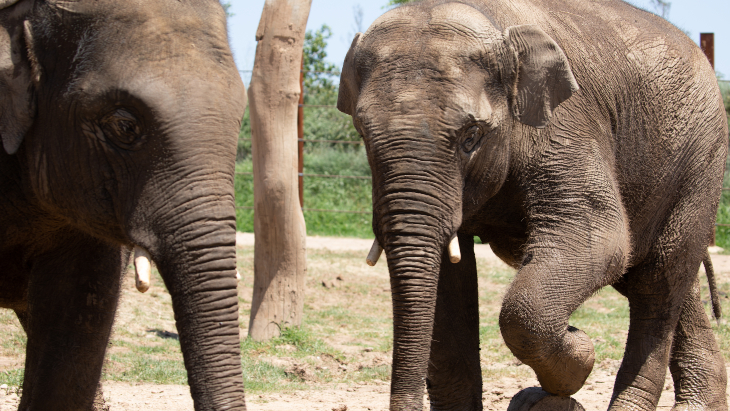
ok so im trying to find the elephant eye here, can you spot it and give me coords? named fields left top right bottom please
left=461, top=125, right=482, bottom=153
left=100, top=108, right=145, bottom=150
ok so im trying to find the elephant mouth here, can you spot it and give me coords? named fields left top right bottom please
left=131, top=245, right=241, bottom=294
left=364, top=236, right=462, bottom=266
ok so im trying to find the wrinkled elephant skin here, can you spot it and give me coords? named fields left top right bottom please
left=0, top=1, right=247, bottom=410
left=337, top=0, right=729, bottom=410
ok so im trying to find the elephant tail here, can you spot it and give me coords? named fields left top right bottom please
left=703, top=249, right=722, bottom=325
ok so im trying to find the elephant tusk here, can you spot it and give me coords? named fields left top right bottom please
left=236, top=270, right=241, bottom=280
left=134, top=247, right=152, bottom=293
left=448, top=237, right=461, bottom=264
left=366, top=239, right=383, bottom=266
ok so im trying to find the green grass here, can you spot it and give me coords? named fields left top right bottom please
left=715, top=148, right=730, bottom=249
left=235, top=146, right=373, bottom=238
left=714, top=80, right=730, bottom=249
left=104, top=356, right=188, bottom=385
left=0, top=369, right=23, bottom=387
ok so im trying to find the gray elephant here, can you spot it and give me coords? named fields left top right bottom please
left=338, top=0, right=728, bottom=410
left=0, top=0, right=246, bottom=410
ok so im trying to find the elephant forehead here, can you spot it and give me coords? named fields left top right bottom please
left=362, top=4, right=498, bottom=78
left=51, top=0, right=229, bottom=59
left=428, top=3, right=498, bottom=38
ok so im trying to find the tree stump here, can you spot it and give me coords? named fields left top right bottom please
left=248, top=0, right=312, bottom=341
left=507, top=387, right=585, bottom=411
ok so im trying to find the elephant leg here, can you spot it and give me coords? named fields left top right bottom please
left=18, top=233, right=124, bottom=411
left=427, top=234, right=482, bottom=411
left=14, top=309, right=29, bottom=333
left=669, top=277, right=728, bottom=411
left=610, top=257, right=699, bottom=411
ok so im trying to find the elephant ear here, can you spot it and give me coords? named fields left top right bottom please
left=337, top=33, right=362, bottom=116
left=0, top=0, right=36, bottom=154
left=504, top=25, right=579, bottom=129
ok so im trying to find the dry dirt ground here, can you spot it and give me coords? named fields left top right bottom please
left=1, top=234, right=729, bottom=411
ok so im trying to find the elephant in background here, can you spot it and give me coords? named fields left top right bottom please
left=338, top=0, right=728, bottom=410
left=0, top=0, right=247, bottom=410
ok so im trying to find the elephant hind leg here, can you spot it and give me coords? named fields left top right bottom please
left=669, top=277, right=727, bottom=411
left=610, top=251, right=704, bottom=410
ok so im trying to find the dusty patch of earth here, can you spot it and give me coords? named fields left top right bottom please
left=3, top=365, right=729, bottom=410
left=2, top=235, right=728, bottom=410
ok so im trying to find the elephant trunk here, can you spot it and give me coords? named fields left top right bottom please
left=382, top=214, right=443, bottom=411
left=373, top=155, right=462, bottom=410
left=127, top=154, right=245, bottom=410
left=153, top=206, right=245, bottom=410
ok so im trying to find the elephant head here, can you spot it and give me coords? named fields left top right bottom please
left=0, top=0, right=246, bottom=408
left=338, top=2, right=578, bottom=407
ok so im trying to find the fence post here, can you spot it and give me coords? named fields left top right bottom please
left=298, top=58, right=305, bottom=208
left=248, top=0, right=311, bottom=341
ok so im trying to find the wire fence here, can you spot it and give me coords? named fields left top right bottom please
left=234, top=135, right=371, bottom=215
left=234, top=68, right=370, bottom=215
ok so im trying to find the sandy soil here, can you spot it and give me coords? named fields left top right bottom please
left=3, top=363, right=728, bottom=410
left=1, top=234, right=728, bottom=410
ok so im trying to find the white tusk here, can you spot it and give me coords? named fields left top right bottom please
left=448, top=237, right=461, bottom=264
left=366, top=239, right=383, bottom=267
left=236, top=270, right=241, bottom=280
left=134, top=247, right=151, bottom=293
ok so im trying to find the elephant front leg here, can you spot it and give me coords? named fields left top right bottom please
left=669, top=277, right=728, bottom=411
left=427, top=234, right=482, bottom=411
left=498, top=219, right=629, bottom=396
left=19, top=234, right=125, bottom=411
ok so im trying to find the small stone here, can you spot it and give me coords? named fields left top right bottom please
left=507, top=387, right=586, bottom=411
left=0, top=384, right=7, bottom=390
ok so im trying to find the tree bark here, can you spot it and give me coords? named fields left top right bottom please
left=248, top=0, right=310, bottom=341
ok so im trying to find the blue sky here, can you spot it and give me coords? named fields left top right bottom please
left=227, top=0, right=729, bottom=84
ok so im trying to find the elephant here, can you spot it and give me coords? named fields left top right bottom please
left=337, top=0, right=729, bottom=410
left=0, top=0, right=247, bottom=410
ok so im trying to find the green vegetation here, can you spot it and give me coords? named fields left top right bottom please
left=384, top=0, right=416, bottom=7
left=714, top=79, right=730, bottom=250
left=236, top=23, right=368, bottom=237
left=221, top=1, right=233, bottom=17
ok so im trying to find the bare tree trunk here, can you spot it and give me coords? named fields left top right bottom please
left=248, top=0, right=311, bottom=341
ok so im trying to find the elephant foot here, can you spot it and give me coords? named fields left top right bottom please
left=507, top=388, right=585, bottom=411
